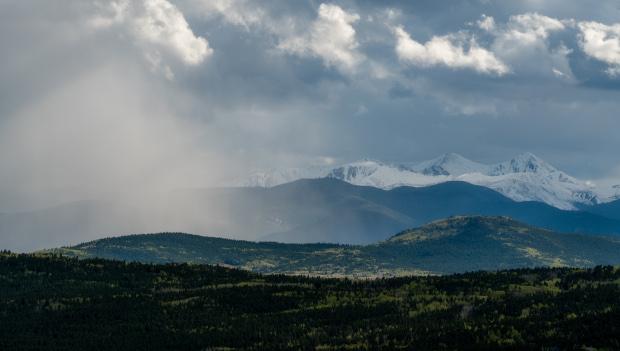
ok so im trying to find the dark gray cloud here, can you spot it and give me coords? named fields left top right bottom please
left=1, top=0, right=620, bottom=214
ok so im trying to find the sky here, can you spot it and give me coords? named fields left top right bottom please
left=1, top=0, right=620, bottom=212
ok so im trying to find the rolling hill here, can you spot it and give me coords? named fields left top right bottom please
left=53, top=216, right=620, bottom=276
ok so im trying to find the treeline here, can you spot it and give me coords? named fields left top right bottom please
left=1, top=253, right=619, bottom=350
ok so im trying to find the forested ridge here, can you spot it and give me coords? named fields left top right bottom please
left=1, top=252, right=619, bottom=350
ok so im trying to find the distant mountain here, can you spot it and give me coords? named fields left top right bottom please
left=236, top=152, right=602, bottom=210
left=52, top=216, right=620, bottom=275
left=4, top=178, right=620, bottom=251
left=406, top=152, right=489, bottom=176
left=261, top=179, right=620, bottom=243
left=613, top=185, right=620, bottom=200
left=238, top=165, right=332, bottom=189
left=585, top=199, right=620, bottom=221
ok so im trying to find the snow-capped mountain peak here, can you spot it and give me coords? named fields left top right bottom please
left=489, top=152, right=556, bottom=176
left=234, top=153, right=608, bottom=210
left=408, top=153, right=489, bottom=176
left=325, top=159, right=444, bottom=189
left=326, top=160, right=384, bottom=182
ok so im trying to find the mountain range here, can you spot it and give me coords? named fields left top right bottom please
left=253, top=179, right=620, bottom=244
left=235, top=152, right=618, bottom=210
left=3, top=178, right=620, bottom=251
left=52, top=216, right=620, bottom=276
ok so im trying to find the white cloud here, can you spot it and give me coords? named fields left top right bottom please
left=184, top=0, right=305, bottom=41
left=578, top=21, right=620, bottom=76
left=491, top=13, right=566, bottom=55
left=278, top=3, right=363, bottom=74
left=489, top=13, right=573, bottom=79
left=477, top=15, right=495, bottom=32
left=394, top=27, right=509, bottom=75
left=136, top=0, right=212, bottom=65
left=92, top=0, right=212, bottom=69
left=502, top=13, right=565, bottom=44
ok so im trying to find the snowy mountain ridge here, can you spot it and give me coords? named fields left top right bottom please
left=405, top=152, right=490, bottom=176
left=234, top=153, right=610, bottom=210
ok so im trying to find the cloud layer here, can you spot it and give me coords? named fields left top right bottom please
left=1, top=0, right=620, bottom=218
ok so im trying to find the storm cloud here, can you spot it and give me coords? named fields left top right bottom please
left=1, top=0, right=620, bottom=214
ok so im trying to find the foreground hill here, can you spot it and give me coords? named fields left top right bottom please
left=1, top=253, right=619, bottom=350
left=7, top=178, right=620, bottom=252
left=54, top=216, right=620, bottom=275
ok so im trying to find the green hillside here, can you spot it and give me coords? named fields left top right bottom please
left=52, top=216, right=620, bottom=276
